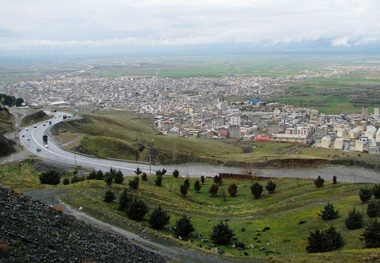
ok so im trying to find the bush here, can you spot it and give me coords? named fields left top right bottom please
left=39, top=170, right=61, bottom=185
left=174, top=215, right=194, bottom=239
left=180, top=184, right=188, bottom=197
left=87, top=170, right=97, bottom=180
left=126, top=198, right=148, bottom=221
left=155, top=174, right=163, bottom=186
left=362, top=219, right=380, bottom=248
left=210, top=221, right=235, bottom=245
left=209, top=184, right=219, bottom=197
left=128, top=176, right=140, bottom=190
left=372, top=184, right=380, bottom=199
left=194, top=180, right=201, bottom=193
left=250, top=182, right=263, bottom=199
left=104, top=172, right=114, bottom=186
left=367, top=200, right=380, bottom=218
left=71, top=175, right=79, bottom=184
left=62, top=178, right=70, bottom=185
left=319, top=202, right=339, bottom=220
left=265, top=181, right=277, bottom=194
left=345, top=208, right=363, bottom=230
left=332, top=175, right=337, bottom=184
left=306, top=226, right=344, bottom=253
left=148, top=206, right=170, bottom=230
left=114, top=170, right=124, bottom=184
left=228, top=183, right=238, bottom=197
left=359, top=187, right=373, bottom=203
left=96, top=170, right=104, bottom=180
left=173, top=169, right=179, bottom=178
left=118, top=188, right=130, bottom=211
left=213, top=175, right=222, bottom=185
left=200, top=175, right=205, bottom=184
left=103, top=190, right=116, bottom=203
left=314, top=176, right=324, bottom=188
left=134, top=167, right=142, bottom=176
left=141, top=172, right=148, bottom=181
left=184, top=177, right=190, bottom=189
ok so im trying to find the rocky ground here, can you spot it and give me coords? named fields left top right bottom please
left=0, top=185, right=168, bottom=263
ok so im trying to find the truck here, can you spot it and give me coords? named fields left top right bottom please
left=42, top=135, right=48, bottom=144
left=63, top=115, right=67, bottom=119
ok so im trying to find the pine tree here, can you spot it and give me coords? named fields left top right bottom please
left=265, top=180, right=277, bottom=194
left=228, top=183, right=238, bottom=197
left=128, top=176, right=140, bottom=190
left=174, top=215, right=195, bottom=239
left=332, top=175, right=337, bottom=184
left=173, top=169, right=179, bottom=178
left=314, top=176, right=324, bottom=187
left=148, top=206, right=170, bottom=230
left=180, top=184, right=188, bottom=197
left=141, top=172, right=148, bottom=181
left=134, top=167, right=142, bottom=176
left=250, top=182, right=263, bottom=199
left=209, top=184, right=219, bottom=197
left=362, top=219, right=380, bottom=248
left=213, top=175, right=222, bottom=185
left=359, top=187, right=373, bottom=203
left=306, top=229, right=328, bottom=253
left=118, top=188, right=130, bottom=211
left=103, top=190, right=116, bottom=203
left=104, top=172, right=114, bottom=186
left=184, top=176, right=190, bottom=189
left=96, top=170, right=104, bottom=180
left=372, top=184, right=380, bottom=199
left=345, top=208, right=363, bottom=230
left=325, top=226, right=344, bottom=250
left=194, top=180, right=201, bottom=193
left=126, top=198, right=148, bottom=221
left=367, top=200, right=380, bottom=218
left=155, top=173, right=163, bottom=186
left=209, top=221, right=235, bottom=245
left=114, top=170, right=124, bottom=184
left=200, top=175, right=205, bottom=184
left=319, top=203, right=339, bottom=220
left=39, top=170, right=61, bottom=185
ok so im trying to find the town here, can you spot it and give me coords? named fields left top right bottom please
left=1, top=70, right=380, bottom=154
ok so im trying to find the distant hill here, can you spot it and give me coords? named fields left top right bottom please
left=20, top=110, right=49, bottom=127
left=0, top=134, right=15, bottom=156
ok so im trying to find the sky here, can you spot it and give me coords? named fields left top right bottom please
left=1, top=0, right=380, bottom=55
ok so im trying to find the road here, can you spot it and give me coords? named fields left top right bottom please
left=18, top=111, right=380, bottom=183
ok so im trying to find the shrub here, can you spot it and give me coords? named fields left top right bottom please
left=62, top=178, right=70, bottom=185
left=209, top=184, right=219, bottom=197
left=345, top=208, right=363, bottom=230
left=367, top=200, right=380, bottom=218
left=228, top=183, right=238, bottom=197
left=148, top=206, right=170, bottom=230
left=104, top=172, right=114, bottom=186
left=306, top=226, right=344, bottom=253
left=155, top=174, right=163, bottom=186
left=180, top=184, right=188, bottom=197
left=194, top=180, right=201, bottom=193
left=39, top=170, right=61, bottom=185
left=372, top=184, right=380, bottom=199
left=103, top=190, right=116, bottom=203
left=141, top=172, right=148, bottom=181
left=332, top=175, right=337, bottom=184
left=314, top=176, right=324, bottom=188
left=114, top=170, right=124, bottom=184
left=173, top=169, right=179, bottom=178
left=210, top=221, right=235, bottom=245
left=214, top=175, right=222, bottom=185
left=128, top=176, right=140, bottom=190
left=134, top=167, right=142, bottom=176
left=126, top=198, right=148, bottom=221
left=71, top=175, right=79, bottom=184
left=265, top=180, right=277, bottom=194
left=118, top=188, right=130, bottom=211
left=319, top=203, right=339, bottom=220
left=87, top=170, right=97, bottom=180
left=250, top=182, right=263, bottom=199
left=362, top=219, right=380, bottom=248
left=184, top=177, right=190, bottom=189
left=95, top=170, right=104, bottom=180
left=174, top=215, right=195, bottom=239
left=201, top=175, right=205, bottom=184
left=359, top=187, right=373, bottom=203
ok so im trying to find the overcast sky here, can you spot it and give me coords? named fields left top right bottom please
left=1, top=0, right=379, bottom=53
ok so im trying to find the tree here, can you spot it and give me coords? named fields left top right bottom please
left=200, top=175, right=205, bottom=184
left=367, top=200, right=380, bottom=218
left=118, top=188, right=130, bottom=211
left=104, top=172, right=114, bottom=186
left=180, top=184, right=188, bottom=197
left=128, top=176, right=140, bottom=190
left=359, top=187, right=373, bottom=203
left=194, top=180, right=201, bottom=193
left=210, top=221, right=235, bottom=245
left=184, top=177, right=190, bottom=189
left=372, top=184, right=380, bottom=199
left=314, top=176, right=324, bottom=188
left=209, top=184, right=219, bottom=197
left=319, top=203, right=339, bottom=220
left=155, top=173, right=163, bottom=186
left=250, top=182, right=263, bottom=199
left=87, top=170, right=97, bottom=180
left=114, top=170, right=124, bottom=184
left=126, top=198, right=148, bottom=221
left=62, top=178, right=70, bottom=185
left=362, top=219, right=380, bottom=248
left=141, top=172, right=148, bottom=181
left=345, top=208, right=363, bottom=230
left=148, top=206, right=170, bottom=230
left=103, top=190, right=116, bottom=203
left=228, top=183, right=238, bottom=197
left=265, top=180, right=277, bottom=194
left=39, top=170, right=61, bottom=185
left=332, top=175, right=337, bottom=184
left=213, top=175, right=222, bottom=185
left=174, top=215, right=195, bottom=239
left=306, top=227, right=344, bottom=253
left=96, top=170, right=104, bottom=180
left=134, top=167, right=142, bottom=176
left=173, top=169, right=179, bottom=178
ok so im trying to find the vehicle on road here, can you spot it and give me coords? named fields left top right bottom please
left=34, top=125, right=37, bottom=128
left=36, top=148, right=41, bottom=152
left=45, top=145, right=49, bottom=148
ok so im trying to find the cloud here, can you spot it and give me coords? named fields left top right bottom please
left=0, top=0, right=379, bottom=51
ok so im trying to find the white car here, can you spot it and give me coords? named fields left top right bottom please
left=45, top=145, right=49, bottom=148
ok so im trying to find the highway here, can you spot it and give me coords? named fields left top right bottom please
left=19, top=111, right=380, bottom=182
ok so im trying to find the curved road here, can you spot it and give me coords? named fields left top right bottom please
left=19, top=111, right=380, bottom=183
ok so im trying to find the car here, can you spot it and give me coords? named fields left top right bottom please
left=45, top=145, right=49, bottom=148
left=26, top=138, right=30, bottom=141
left=34, top=125, right=37, bottom=128
left=22, top=134, right=25, bottom=137
left=43, top=124, right=46, bottom=126
left=36, top=148, right=41, bottom=152
left=26, top=128, right=29, bottom=131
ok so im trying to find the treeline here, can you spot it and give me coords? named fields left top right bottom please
left=0, top=93, right=24, bottom=108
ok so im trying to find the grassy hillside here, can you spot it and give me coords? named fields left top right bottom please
left=20, top=110, right=51, bottom=127
left=0, top=109, right=14, bottom=133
